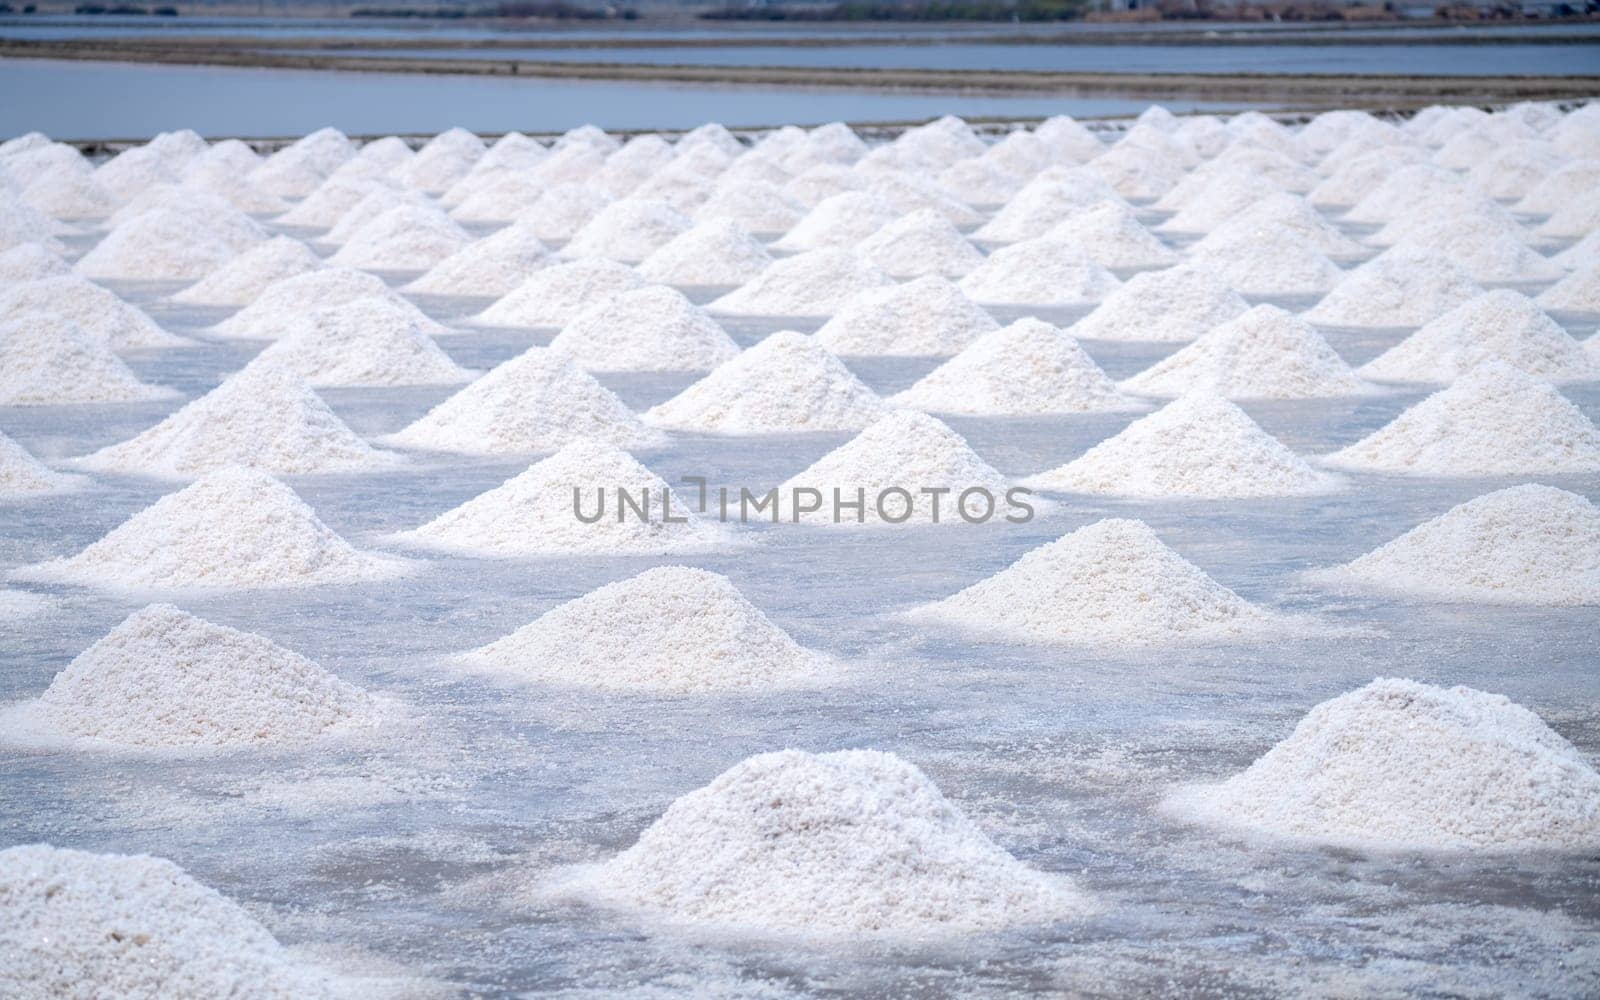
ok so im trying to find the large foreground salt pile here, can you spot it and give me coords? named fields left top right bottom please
left=643, top=331, right=888, bottom=433
left=394, top=442, right=726, bottom=556
left=1164, top=678, right=1600, bottom=852
left=709, top=248, right=891, bottom=316
left=910, top=518, right=1284, bottom=645
left=1026, top=393, right=1340, bottom=498
left=891, top=318, right=1142, bottom=415
left=1358, top=290, right=1597, bottom=384
left=0, top=430, right=75, bottom=498
left=384, top=347, right=663, bottom=455
left=1538, top=260, right=1600, bottom=316
left=0, top=275, right=187, bottom=350
left=0, top=845, right=353, bottom=997
left=0, top=242, right=70, bottom=285
left=814, top=276, right=998, bottom=357
left=1308, top=484, right=1600, bottom=606
left=76, top=206, right=264, bottom=282
left=171, top=235, right=322, bottom=307
left=475, top=258, right=644, bottom=328
left=0, top=313, right=177, bottom=405
left=549, top=286, right=740, bottom=372
left=3, top=604, right=379, bottom=749
left=957, top=238, right=1119, bottom=307
left=637, top=218, right=772, bottom=287
left=1068, top=264, right=1246, bottom=343
left=558, top=749, right=1084, bottom=935
left=1322, top=362, right=1600, bottom=476
left=79, top=362, right=400, bottom=478
left=15, top=468, right=410, bottom=591
left=1304, top=247, right=1484, bottom=328
left=462, top=566, right=832, bottom=693
left=252, top=297, right=475, bottom=388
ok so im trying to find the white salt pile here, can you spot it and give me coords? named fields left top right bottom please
left=937, top=157, right=1025, bottom=207
left=76, top=207, right=261, bottom=282
left=20, top=170, right=115, bottom=221
left=1303, top=247, right=1484, bottom=329
left=866, top=172, right=983, bottom=227
left=1157, top=171, right=1287, bottom=233
left=0, top=275, right=186, bottom=350
left=1120, top=305, right=1378, bottom=400
left=814, top=275, right=998, bottom=357
left=251, top=297, right=475, bottom=387
left=1163, top=678, right=1600, bottom=852
left=171, top=235, right=322, bottom=307
left=891, top=318, right=1140, bottom=416
left=910, top=518, right=1283, bottom=645
left=1536, top=188, right=1600, bottom=240
left=78, top=362, right=400, bottom=478
left=0, top=312, right=177, bottom=405
left=1321, top=362, right=1600, bottom=476
left=448, top=173, right=545, bottom=224
left=1342, top=163, right=1464, bottom=224
left=782, top=163, right=864, bottom=207
left=327, top=203, right=471, bottom=271
left=1383, top=224, right=1563, bottom=285
left=0, top=430, right=76, bottom=498
left=1035, top=114, right=1106, bottom=161
left=637, top=218, right=772, bottom=287
left=957, top=238, right=1119, bottom=308
left=1552, top=229, right=1600, bottom=271
left=1185, top=224, right=1342, bottom=297
left=709, top=248, right=891, bottom=317
left=211, top=267, right=421, bottom=341
left=0, top=242, right=70, bottom=285
left=778, top=410, right=1012, bottom=526
left=0, top=192, right=65, bottom=254
left=595, top=134, right=675, bottom=196
left=644, top=330, right=888, bottom=433
left=276, top=174, right=399, bottom=229
left=557, top=748, right=1083, bottom=936
left=563, top=198, right=692, bottom=264
left=105, top=188, right=265, bottom=248
left=1087, top=141, right=1186, bottom=200
left=1465, top=139, right=1567, bottom=200
left=550, top=286, right=740, bottom=372
left=1043, top=200, right=1177, bottom=270
left=14, top=468, right=410, bottom=591
left=401, top=222, right=549, bottom=298
left=972, top=173, right=1121, bottom=243
left=390, top=127, right=484, bottom=193
left=1309, top=484, right=1600, bottom=606
left=251, top=127, right=354, bottom=197
left=514, top=183, right=614, bottom=242
left=772, top=191, right=898, bottom=252
left=1025, top=392, right=1341, bottom=498
left=1309, top=147, right=1429, bottom=208
left=383, top=348, right=662, bottom=455
left=476, top=258, right=644, bottom=328
left=3, top=604, right=378, bottom=750
left=858, top=209, right=986, bottom=280
left=1208, top=193, right=1367, bottom=260
left=1538, top=261, right=1600, bottom=316
left=393, top=441, right=726, bottom=556
left=1068, top=264, right=1246, bottom=343
left=0, top=845, right=353, bottom=998
left=695, top=180, right=804, bottom=235
left=461, top=566, right=832, bottom=694
left=1358, top=289, right=1596, bottom=384
left=181, top=159, right=289, bottom=217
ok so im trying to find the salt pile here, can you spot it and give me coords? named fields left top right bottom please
left=448, top=173, right=545, bottom=224
left=181, top=159, right=289, bottom=216
left=972, top=173, right=1121, bottom=243
left=814, top=276, right=998, bottom=357
left=937, top=157, right=1025, bottom=207
left=1321, top=362, right=1600, bottom=476
left=4, top=604, right=378, bottom=749
left=276, top=174, right=401, bottom=229
left=1310, top=147, right=1429, bottom=207
left=858, top=209, right=986, bottom=279
left=251, top=127, right=354, bottom=197
left=550, top=286, right=740, bottom=372
left=1382, top=224, right=1563, bottom=285
left=20, top=170, right=115, bottom=220
left=1120, top=305, right=1377, bottom=399
left=0, top=430, right=75, bottom=498
left=1205, top=193, right=1367, bottom=260
left=709, top=248, right=891, bottom=317
left=1537, top=261, right=1600, bottom=316
left=212, top=267, right=420, bottom=341
left=0, top=845, right=351, bottom=998
left=1303, top=247, right=1484, bottom=328
left=251, top=297, right=475, bottom=387
left=394, top=441, right=725, bottom=556
left=1465, top=140, right=1566, bottom=199
left=172, top=235, right=322, bottom=307
left=1309, top=484, right=1600, bottom=606
left=15, top=468, right=410, bottom=591
left=1043, top=201, right=1177, bottom=270
left=782, top=163, right=863, bottom=207
left=1087, top=141, right=1186, bottom=200
left=865, top=172, right=983, bottom=227
left=1185, top=224, right=1342, bottom=297
left=595, top=135, right=675, bottom=196
left=561, top=198, right=692, bottom=264
left=402, top=222, right=551, bottom=297
left=0, top=312, right=177, bottom=405
left=1068, top=264, right=1246, bottom=343
left=1536, top=188, right=1600, bottom=239
left=513, top=183, right=614, bottom=242
left=78, top=362, right=401, bottom=478
left=1, top=191, right=65, bottom=254
left=1025, top=393, right=1341, bottom=498
left=389, top=127, right=484, bottom=193
left=1, top=275, right=187, bottom=351
left=772, top=191, right=898, bottom=251
left=778, top=410, right=1012, bottom=526
left=1034, top=114, right=1106, bottom=162
left=1157, top=171, right=1287, bottom=233
left=644, top=330, right=888, bottom=433
left=695, top=180, right=804, bottom=235
left=892, top=318, right=1141, bottom=416
left=1552, top=229, right=1600, bottom=271
left=1164, top=678, right=1600, bottom=852
left=559, top=748, right=1082, bottom=935
left=637, top=218, right=772, bottom=287
left=76, top=207, right=256, bottom=282
left=1342, top=164, right=1465, bottom=224
left=383, top=348, right=662, bottom=455
left=0, top=242, right=70, bottom=285
left=462, top=566, right=831, bottom=694
left=476, top=258, right=644, bottom=328
left=327, top=203, right=471, bottom=271
left=911, top=518, right=1283, bottom=645
left=1358, top=290, right=1596, bottom=384
left=957, top=238, right=1119, bottom=308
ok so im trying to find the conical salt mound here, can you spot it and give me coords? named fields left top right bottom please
left=382, top=348, right=663, bottom=455
left=5, top=604, right=378, bottom=749
left=857, top=208, right=985, bottom=279
left=910, top=518, right=1283, bottom=645
left=560, top=749, right=1085, bottom=935
left=0, top=275, right=186, bottom=350
left=394, top=441, right=727, bottom=557
left=1321, top=362, right=1600, bottom=476
left=637, top=217, right=772, bottom=287
left=1304, top=247, right=1484, bottom=328
left=475, top=258, right=645, bottom=328
left=1359, top=290, right=1598, bottom=384
left=0, top=313, right=177, bottom=406
left=708, top=248, right=892, bottom=317
left=0, top=242, right=70, bottom=285
left=891, top=318, right=1142, bottom=416
left=1309, top=484, right=1600, bottom=606
left=772, top=191, right=898, bottom=252
left=0, top=430, right=76, bottom=498
left=644, top=331, right=888, bottom=434
left=75, top=207, right=262, bottom=282
left=778, top=410, right=1012, bottom=525
left=563, top=197, right=691, bottom=263
left=171, top=235, right=322, bottom=307
left=462, top=566, right=832, bottom=694
left=549, top=286, right=739, bottom=373
left=14, top=468, right=411, bottom=591
left=814, top=275, right=998, bottom=357
left=251, top=296, right=475, bottom=388
left=326, top=203, right=471, bottom=271
left=1068, top=264, right=1246, bottom=343
left=1537, top=260, right=1600, bottom=317
left=1025, top=393, right=1341, bottom=498
left=401, top=222, right=551, bottom=297
left=212, top=267, right=425, bottom=341
left=1043, top=200, right=1177, bottom=270
left=1120, top=305, right=1379, bottom=400
left=957, top=238, right=1119, bottom=308
left=1184, top=224, right=1342, bottom=297
left=1164, top=678, right=1600, bottom=852
left=78, top=362, right=401, bottom=479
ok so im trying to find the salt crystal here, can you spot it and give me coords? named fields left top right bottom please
left=0, top=242, right=70, bottom=285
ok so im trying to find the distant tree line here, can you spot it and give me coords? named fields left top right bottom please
left=69, top=3, right=178, bottom=12
left=702, top=0, right=1086, bottom=20
left=351, top=2, right=636, bottom=17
